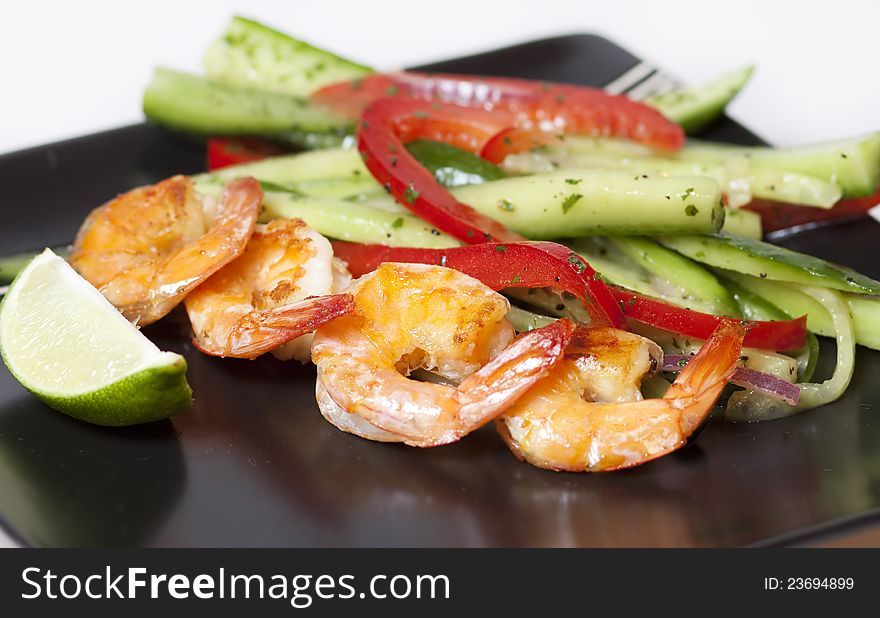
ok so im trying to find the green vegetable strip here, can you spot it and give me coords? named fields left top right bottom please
left=259, top=192, right=458, bottom=249
left=215, top=157, right=725, bottom=237
left=677, top=134, right=880, bottom=198
left=505, top=305, right=557, bottom=332
left=203, top=16, right=373, bottom=98
left=439, top=170, right=723, bottom=237
left=722, top=271, right=880, bottom=351
left=504, top=150, right=841, bottom=208
left=567, top=239, right=729, bottom=315
left=607, top=237, right=739, bottom=316
left=725, top=286, right=855, bottom=420
left=143, top=67, right=352, bottom=136
left=645, top=65, right=754, bottom=134
left=657, top=233, right=880, bottom=295
left=719, top=209, right=762, bottom=239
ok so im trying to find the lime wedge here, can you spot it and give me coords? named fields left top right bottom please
left=0, top=249, right=191, bottom=425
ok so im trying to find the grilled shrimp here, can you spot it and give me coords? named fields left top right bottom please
left=496, top=322, right=746, bottom=472
left=70, top=175, right=262, bottom=325
left=312, top=263, right=574, bottom=447
left=184, top=218, right=354, bottom=360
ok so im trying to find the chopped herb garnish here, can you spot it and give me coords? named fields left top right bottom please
left=391, top=217, right=404, bottom=229
left=685, top=204, right=699, bottom=216
left=564, top=178, right=582, bottom=185
left=502, top=135, right=513, bottom=146
left=511, top=274, right=522, bottom=284
left=680, top=187, right=695, bottom=201
left=413, top=111, right=430, bottom=119
left=404, top=182, right=420, bottom=204
left=351, top=78, right=363, bottom=91
left=390, top=156, right=398, bottom=167
left=626, top=297, right=637, bottom=306
left=361, top=120, right=369, bottom=129
left=562, top=193, right=583, bottom=214
left=495, top=245, right=508, bottom=253
left=566, top=253, right=586, bottom=273
left=498, top=198, right=515, bottom=212
left=385, top=85, right=399, bottom=96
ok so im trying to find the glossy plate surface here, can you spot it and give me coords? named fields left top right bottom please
left=1, top=35, right=879, bottom=547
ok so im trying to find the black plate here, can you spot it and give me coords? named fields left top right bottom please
left=2, top=35, right=880, bottom=548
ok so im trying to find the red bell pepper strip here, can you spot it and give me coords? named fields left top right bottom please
left=313, top=71, right=684, bottom=153
left=332, top=240, right=627, bottom=329
left=612, top=287, right=807, bottom=351
left=206, top=137, right=282, bottom=170
left=358, top=98, right=525, bottom=244
left=743, top=185, right=880, bottom=234
left=332, top=241, right=807, bottom=351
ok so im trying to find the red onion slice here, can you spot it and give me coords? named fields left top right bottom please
left=662, top=355, right=800, bottom=406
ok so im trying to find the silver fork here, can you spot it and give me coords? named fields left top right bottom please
left=603, top=60, right=682, bottom=101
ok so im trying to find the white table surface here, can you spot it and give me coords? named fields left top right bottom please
left=1, top=0, right=878, bottom=548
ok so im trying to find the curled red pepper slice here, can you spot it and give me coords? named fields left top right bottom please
left=332, top=240, right=627, bottom=329
left=613, top=288, right=807, bottom=351
left=358, top=98, right=524, bottom=243
left=332, top=241, right=807, bottom=351
left=314, top=72, right=684, bottom=153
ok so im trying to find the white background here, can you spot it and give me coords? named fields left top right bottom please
left=0, top=1, right=878, bottom=548
left=1, top=0, right=879, bottom=155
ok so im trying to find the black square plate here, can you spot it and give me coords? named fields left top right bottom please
left=2, top=35, right=880, bottom=547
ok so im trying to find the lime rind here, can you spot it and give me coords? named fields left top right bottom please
left=0, top=249, right=192, bottom=426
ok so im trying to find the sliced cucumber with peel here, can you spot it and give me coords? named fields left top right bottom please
left=203, top=16, right=373, bottom=97
left=143, top=67, right=352, bottom=136
left=646, top=66, right=755, bottom=134
left=678, top=133, right=880, bottom=198
left=608, top=237, right=739, bottom=316
left=721, top=271, right=880, bottom=351
left=657, top=233, right=880, bottom=295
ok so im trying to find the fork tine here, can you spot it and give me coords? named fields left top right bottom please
left=603, top=61, right=656, bottom=95
left=625, top=71, right=681, bottom=101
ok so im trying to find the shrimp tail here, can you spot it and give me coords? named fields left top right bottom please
left=665, top=320, right=747, bottom=436
left=456, top=318, right=575, bottom=430
left=199, top=293, right=355, bottom=359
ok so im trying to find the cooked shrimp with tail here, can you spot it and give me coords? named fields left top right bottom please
left=496, top=322, right=746, bottom=472
left=312, top=263, right=574, bottom=447
left=184, top=218, right=354, bottom=360
left=70, top=175, right=262, bottom=325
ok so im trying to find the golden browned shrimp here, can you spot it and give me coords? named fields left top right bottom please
left=69, top=175, right=262, bottom=325
left=496, top=322, right=745, bottom=472
left=184, top=218, right=354, bottom=360
left=312, top=263, right=574, bottom=447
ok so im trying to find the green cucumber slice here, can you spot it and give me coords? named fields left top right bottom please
left=658, top=233, right=880, bottom=295
left=203, top=16, right=373, bottom=97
